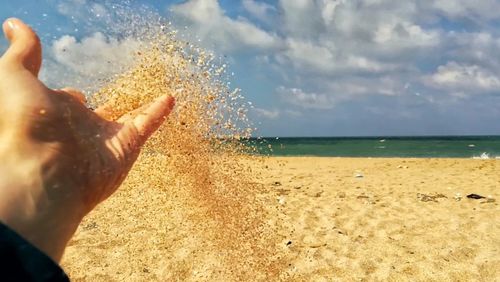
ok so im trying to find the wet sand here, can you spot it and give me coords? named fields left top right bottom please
left=62, top=157, right=499, bottom=281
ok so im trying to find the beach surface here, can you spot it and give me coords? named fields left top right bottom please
left=61, top=157, right=499, bottom=281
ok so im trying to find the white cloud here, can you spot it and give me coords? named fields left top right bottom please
left=257, top=1, right=442, bottom=82
left=57, top=0, right=87, bottom=16
left=427, top=61, right=500, bottom=94
left=170, top=0, right=444, bottom=77
left=278, top=0, right=325, bottom=38
left=284, top=109, right=303, bottom=118
left=325, top=76, right=406, bottom=97
left=170, top=0, right=281, bottom=52
left=373, top=22, right=440, bottom=47
left=57, top=0, right=109, bottom=22
left=277, top=86, right=335, bottom=110
left=446, top=32, right=500, bottom=71
left=433, top=0, right=500, bottom=20
left=242, top=0, right=276, bottom=22
left=253, top=108, right=280, bottom=119
left=277, top=38, right=396, bottom=74
left=39, top=33, right=142, bottom=90
left=51, top=32, right=141, bottom=76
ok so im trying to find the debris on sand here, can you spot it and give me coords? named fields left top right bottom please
left=417, top=193, right=447, bottom=202
left=466, top=194, right=486, bottom=199
left=277, top=196, right=286, bottom=205
left=481, top=196, right=496, bottom=204
left=464, top=194, right=496, bottom=204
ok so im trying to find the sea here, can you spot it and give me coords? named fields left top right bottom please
left=251, top=136, right=500, bottom=159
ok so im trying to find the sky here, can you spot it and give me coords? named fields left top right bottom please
left=1, top=0, right=500, bottom=137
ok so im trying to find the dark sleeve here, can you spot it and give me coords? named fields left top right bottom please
left=0, top=222, right=69, bottom=282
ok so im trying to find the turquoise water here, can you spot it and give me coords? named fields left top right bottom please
left=250, top=136, right=500, bottom=158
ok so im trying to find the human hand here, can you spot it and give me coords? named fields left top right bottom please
left=0, top=18, right=174, bottom=262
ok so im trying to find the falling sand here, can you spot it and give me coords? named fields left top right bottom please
left=59, top=8, right=288, bottom=281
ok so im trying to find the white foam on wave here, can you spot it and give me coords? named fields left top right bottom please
left=472, top=152, right=500, bottom=159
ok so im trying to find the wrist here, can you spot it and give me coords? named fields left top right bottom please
left=0, top=159, right=84, bottom=262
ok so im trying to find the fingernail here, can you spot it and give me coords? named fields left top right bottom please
left=7, top=20, right=16, bottom=30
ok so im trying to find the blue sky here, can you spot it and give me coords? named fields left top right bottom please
left=2, top=0, right=500, bottom=137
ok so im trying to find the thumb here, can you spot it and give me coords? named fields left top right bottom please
left=2, top=18, right=42, bottom=76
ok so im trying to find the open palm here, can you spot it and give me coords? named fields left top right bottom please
left=0, top=18, right=174, bottom=261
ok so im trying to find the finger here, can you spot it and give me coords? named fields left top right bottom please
left=1, top=18, right=42, bottom=76
left=124, top=95, right=175, bottom=146
left=56, top=87, right=87, bottom=104
left=94, top=96, right=122, bottom=121
left=116, top=102, right=150, bottom=123
left=94, top=103, right=117, bottom=121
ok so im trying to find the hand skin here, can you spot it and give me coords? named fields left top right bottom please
left=0, top=18, right=175, bottom=262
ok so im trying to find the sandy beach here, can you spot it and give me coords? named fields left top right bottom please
left=61, top=157, right=499, bottom=281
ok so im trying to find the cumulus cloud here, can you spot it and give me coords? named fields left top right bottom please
left=253, top=108, right=280, bottom=119
left=51, top=32, right=141, bottom=76
left=373, top=22, right=440, bottom=48
left=170, top=0, right=281, bottom=52
left=433, top=0, right=500, bottom=20
left=57, top=0, right=87, bottom=15
left=277, top=86, right=335, bottom=110
left=56, top=0, right=110, bottom=27
left=427, top=61, right=500, bottom=94
left=242, top=0, right=276, bottom=22
left=277, top=37, right=398, bottom=74
left=446, top=32, right=500, bottom=71
left=284, top=109, right=303, bottom=118
left=325, top=76, right=408, bottom=97
left=170, top=1, right=445, bottom=77
left=85, top=0, right=500, bottom=135
left=278, top=0, right=326, bottom=39
left=274, top=1, right=442, bottom=74
left=40, top=32, right=141, bottom=90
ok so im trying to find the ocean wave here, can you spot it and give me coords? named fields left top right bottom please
left=472, top=152, right=500, bottom=159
